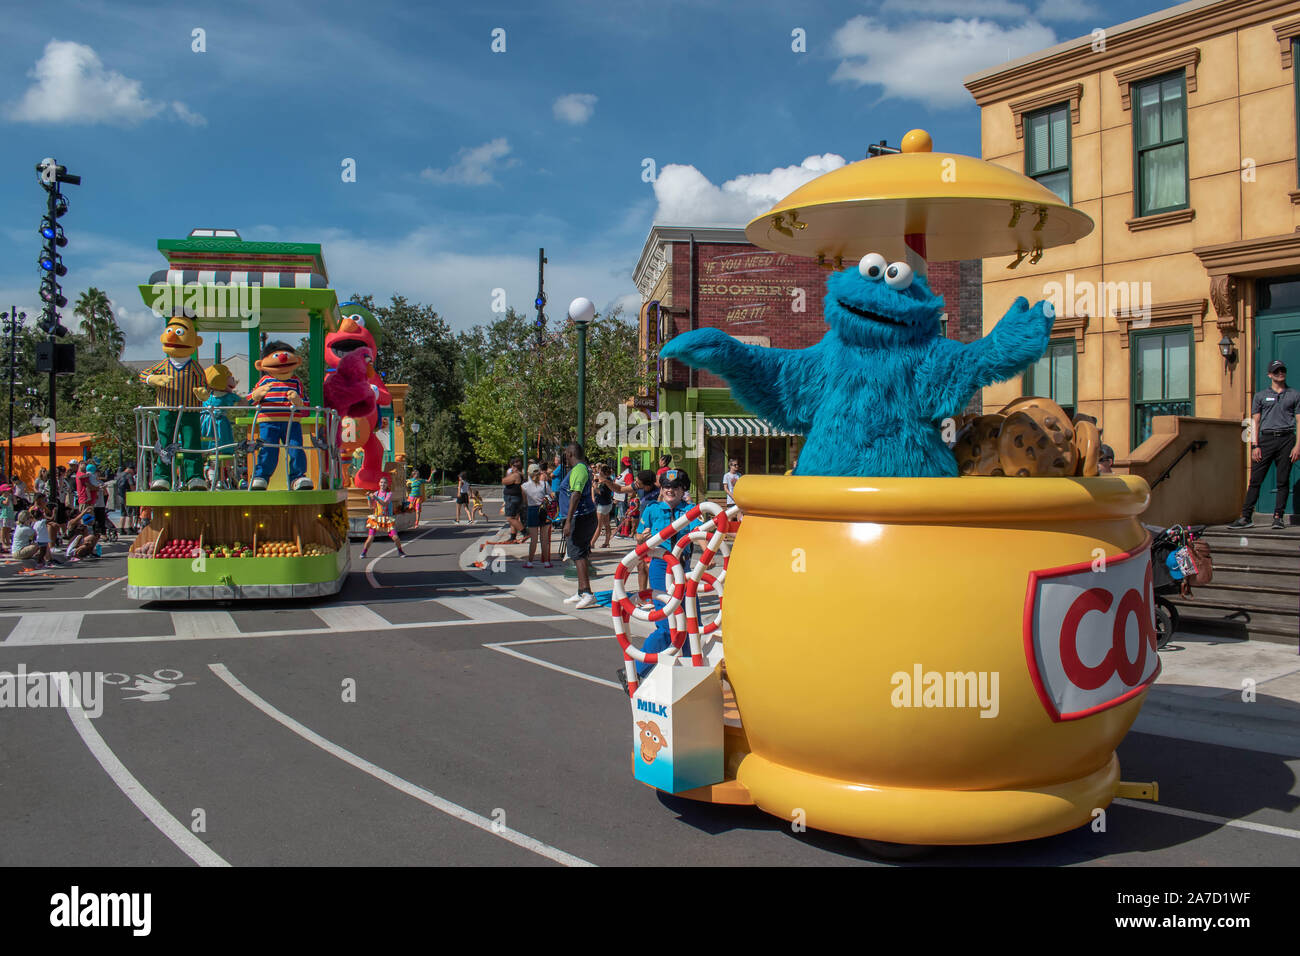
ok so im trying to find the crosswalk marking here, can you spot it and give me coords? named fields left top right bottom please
left=4, top=612, right=84, bottom=645
left=433, top=596, right=533, bottom=623
left=171, top=610, right=240, bottom=639
left=312, top=605, right=391, bottom=632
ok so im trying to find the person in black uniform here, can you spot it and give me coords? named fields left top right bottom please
left=1230, top=359, right=1300, bottom=530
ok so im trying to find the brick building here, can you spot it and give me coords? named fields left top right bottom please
left=630, top=224, right=981, bottom=495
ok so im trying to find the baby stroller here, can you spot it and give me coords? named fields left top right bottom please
left=616, top=496, right=641, bottom=539
left=1148, top=523, right=1211, bottom=648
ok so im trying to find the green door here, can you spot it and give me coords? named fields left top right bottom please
left=1254, top=277, right=1300, bottom=514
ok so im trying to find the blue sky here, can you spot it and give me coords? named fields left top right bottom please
left=1, top=0, right=1177, bottom=359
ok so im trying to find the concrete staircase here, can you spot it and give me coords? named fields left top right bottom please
left=1167, top=525, right=1299, bottom=646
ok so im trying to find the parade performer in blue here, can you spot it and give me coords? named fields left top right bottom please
left=634, top=468, right=702, bottom=680
left=195, top=363, right=242, bottom=489
left=660, top=253, right=1056, bottom=478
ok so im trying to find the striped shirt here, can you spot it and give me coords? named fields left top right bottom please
left=139, top=357, right=207, bottom=409
left=253, top=375, right=308, bottom=419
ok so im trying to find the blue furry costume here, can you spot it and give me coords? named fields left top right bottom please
left=660, top=254, right=1056, bottom=477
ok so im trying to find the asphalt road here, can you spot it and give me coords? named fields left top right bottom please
left=1, top=499, right=1298, bottom=867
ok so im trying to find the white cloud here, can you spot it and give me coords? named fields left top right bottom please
left=5, top=40, right=202, bottom=126
left=651, top=154, right=847, bottom=227
left=170, top=101, right=207, bottom=127
left=831, top=16, right=1057, bottom=108
left=420, top=138, right=514, bottom=186
left=1034, top=0, right=1102, bottom=21
left=553, top=93, right=598, bottom=125
left=879, top=0, right=1029, bottom=16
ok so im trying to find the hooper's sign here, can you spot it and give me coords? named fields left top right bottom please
left=1023, top=538, right=1160, bottom=721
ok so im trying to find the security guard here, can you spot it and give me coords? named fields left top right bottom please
left=1230, top=359, right=1300, bottom=529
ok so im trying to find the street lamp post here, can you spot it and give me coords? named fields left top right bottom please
left=409, top=421, right=420, bottom=479
left=568, top=297, right=596, bottom=446
left=2, top=308, right=26, bottom=477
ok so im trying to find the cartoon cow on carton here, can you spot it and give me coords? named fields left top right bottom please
left=636, top=720, right=668, bottom=764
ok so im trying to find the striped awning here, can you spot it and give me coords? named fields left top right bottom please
left=148, top=269, right=328, bottom=289
left=702, top=417, right=798, bottom=438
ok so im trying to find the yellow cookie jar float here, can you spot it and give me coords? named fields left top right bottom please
left=723, top=474, right=1158, bottom=845
left=629, top=131, right=1161, bottom=845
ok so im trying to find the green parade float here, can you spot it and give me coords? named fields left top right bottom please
left=124, top=228, right=363, bottom=600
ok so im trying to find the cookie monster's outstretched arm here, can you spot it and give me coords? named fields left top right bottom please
left=915, top=297, right=1055, bottom=421
left=659, top=327, right=823, bottom=432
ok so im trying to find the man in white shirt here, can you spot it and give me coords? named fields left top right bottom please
left=722, top=459, right=742, bottom=507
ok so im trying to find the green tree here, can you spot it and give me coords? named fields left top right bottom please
left=422, top=408, right=463, bottom=490
left=73, top=288, right=125, bottom=358
left=455, top=304, right=649, bottom=465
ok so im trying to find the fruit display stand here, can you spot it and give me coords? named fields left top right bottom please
left=126, top=491, right=350, bottom=600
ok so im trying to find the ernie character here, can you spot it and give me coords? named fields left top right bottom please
left=195, top=363, right=241, bottom=489
left=248, top=341, right=313, bottom=491
left=138, top=315, right=207, bottom=490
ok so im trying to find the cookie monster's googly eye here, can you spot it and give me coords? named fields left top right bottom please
left=858, top=253, right=887, bottom=280
left=884, top=261, right=914, bottom=290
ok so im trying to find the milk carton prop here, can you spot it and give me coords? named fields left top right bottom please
left=632, top=658, right=723, bottom=793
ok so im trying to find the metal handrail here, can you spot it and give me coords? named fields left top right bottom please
left=133, top=405, right=344, bottom=490
left=1148, top=439, right=1208, bottom=491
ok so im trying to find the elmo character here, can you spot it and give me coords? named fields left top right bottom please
left=325, top=302, right=391, bottom=489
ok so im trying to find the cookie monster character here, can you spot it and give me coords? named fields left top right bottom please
left=659, top=253, right=1056, bottom=477
left=138, top=315, right=207, bottom=490
left=324, top=302, right=392, bottom=490
left=248, top=341, right=313, bottom=491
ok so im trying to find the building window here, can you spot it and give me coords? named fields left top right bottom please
left=1025, top=105, right=1071, bottom=204
left=706, top=435, right=798, bottom=489
left=1131, top=327, right=1193, bottom=447
left=1024, top=339, right=1076, bottom=418
left=1133, top=72, right=1188, bottom=217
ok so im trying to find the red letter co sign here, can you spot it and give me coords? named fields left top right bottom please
left=1023, top=537, right=1160, bottom=721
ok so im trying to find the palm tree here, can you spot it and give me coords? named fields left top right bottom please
left=74, top=288, right=124, bottom=357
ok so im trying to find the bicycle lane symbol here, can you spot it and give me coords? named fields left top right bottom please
left=101, top=669, right=197, bottom=702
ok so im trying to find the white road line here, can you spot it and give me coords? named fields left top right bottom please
left=0, top=612, right=573, bottom=647
left=58, top=674, right=230, bottom=867
left=312, top=605, right=391, bottom=631
left=363, top=527, right=437, bottom=589
left=484, top=636, right=621, bottom=689
left=83, top=575, right=127, bottom=600
left=435, top=596, right=534, bottom=623
left=1114, top=797, right=1300, bottom=840
left=171, top=610, right=240, bottom=639
left=208, top=663, right=594, bottom=867
left=5, top=612, right=84, bottom=645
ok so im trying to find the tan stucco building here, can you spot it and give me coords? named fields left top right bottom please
left=965, top=0, right=1300, bottom=520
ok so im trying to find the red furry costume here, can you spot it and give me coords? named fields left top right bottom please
left=324, top=304, right=391, bottom=489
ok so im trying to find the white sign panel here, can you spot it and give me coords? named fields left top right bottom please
left=1024, top=539, right=1160, bottom=721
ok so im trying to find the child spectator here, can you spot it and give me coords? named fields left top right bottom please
left=0, top=485, right=14, bottom=551
left=11, top=511, right=37, bottom=561
left=631, top=468, right=701, bottom=682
